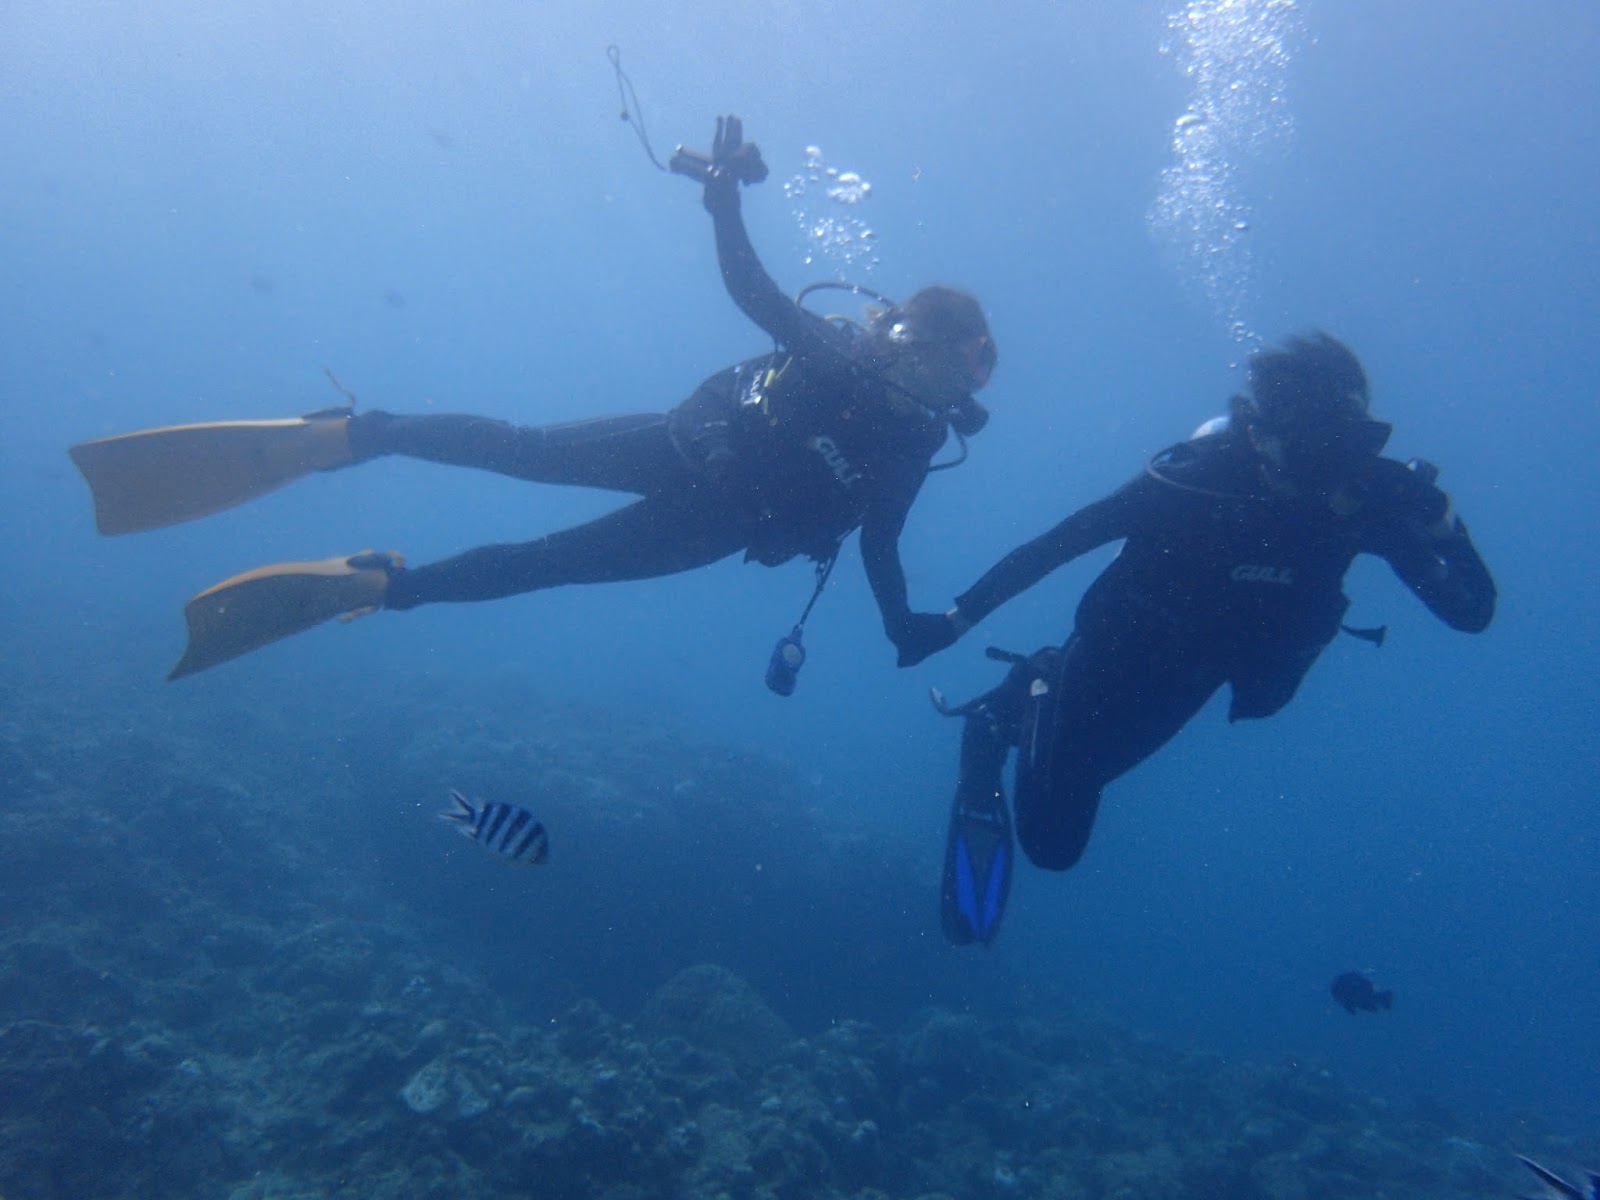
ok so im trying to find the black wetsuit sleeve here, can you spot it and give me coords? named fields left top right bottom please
left=860, top=466, right=927, bottom=645
left=1374, top=512, right=1497, bottom=633
left=954, top=474, right=1149, bottom=624
left=1357, top=459, right=1496, bottom=632
left=704, top=177, right=834, bottom=357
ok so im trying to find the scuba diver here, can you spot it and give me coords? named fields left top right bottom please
left=67, top=116, right=997, bottom=681
left=901, top=333, right=1495, bottom=946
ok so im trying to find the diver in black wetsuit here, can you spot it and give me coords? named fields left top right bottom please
left=905, top=334, right=1494, bottom=944
left=364, top=117, right=995, bottom=647
left=71, top=117, right=997, bottom=681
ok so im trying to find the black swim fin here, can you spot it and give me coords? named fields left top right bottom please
left=940, top=783, right=1014, bottom=947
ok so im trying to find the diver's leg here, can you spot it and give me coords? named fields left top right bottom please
left=347, top=411, right=692, bottom=494
left=951, top=702, right=1012, bottom=835
left=385, top=494, right=747, bottom=607
left=953, top=664, right=1030, bottom=808
left=1012, top=639, right=1102, bottom=870
left=1015, top=632, right=1221, bottom=870
left=162, top=494, right=744, bottom=677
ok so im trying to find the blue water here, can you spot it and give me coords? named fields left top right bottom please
left=2, top=0, right=1595, bottom=1143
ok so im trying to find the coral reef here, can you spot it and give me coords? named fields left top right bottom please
left=0, top=669, right=1590, bottom=1199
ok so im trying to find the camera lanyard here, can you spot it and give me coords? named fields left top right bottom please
left=765, top=541, right=842, bottom=696
left=793, top=542, right=841, bottom=635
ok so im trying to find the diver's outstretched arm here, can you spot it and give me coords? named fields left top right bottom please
left=955, top=479, right=1145, bottom=627
left=689, top=116, right=832, bottom=358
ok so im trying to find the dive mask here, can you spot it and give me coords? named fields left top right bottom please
left=1262, top=415, right=1393, bottom=485
left=884, top=321, right=996, bottom=401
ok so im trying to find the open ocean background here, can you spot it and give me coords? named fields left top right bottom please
left=2, top=1, right=1595, bottom=1190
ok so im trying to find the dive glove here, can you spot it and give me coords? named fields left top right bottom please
left=896, top=611, right=961, bottom=668
left=1367, top=457, right=1452, bottom=533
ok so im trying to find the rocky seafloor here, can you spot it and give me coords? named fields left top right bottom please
left=0, top=665, right=1590, bottom=1200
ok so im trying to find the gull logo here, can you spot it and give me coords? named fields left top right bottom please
left=1231, top=563, right=1293, bottom=586
left=809, top=435, right=861, bottom=486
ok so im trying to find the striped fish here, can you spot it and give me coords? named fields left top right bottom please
left=440, top=789, right=549, bottom=866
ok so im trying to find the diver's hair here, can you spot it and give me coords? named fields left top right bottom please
left=878, top=285, right=997, bottom=375
left=1247, top=331, right=1369, bottom=428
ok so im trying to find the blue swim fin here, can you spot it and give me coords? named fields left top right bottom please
left=941, top=785, right=1013, bottom=946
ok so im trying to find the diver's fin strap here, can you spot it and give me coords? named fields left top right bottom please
left=929, top=645, right=1039, bottom=718
left=929, top=686, right=984, bottom=719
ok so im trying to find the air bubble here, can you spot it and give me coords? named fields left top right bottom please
left=785, top=146, right=879, bottom=274
left=1149, top=0, right=1303, bottom=342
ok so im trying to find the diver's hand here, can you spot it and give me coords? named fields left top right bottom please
left=668, top=116, right=768, bottom=186
left=1372, top=457, right=1453, bottom=535
left=895, top=611, right=961, bottom=668
left=673, top=115, right=767, bottom=211
left=710, top=115, right=768, bottom=185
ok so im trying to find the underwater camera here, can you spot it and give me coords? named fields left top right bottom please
left=765, top=626, right=807, bottom=696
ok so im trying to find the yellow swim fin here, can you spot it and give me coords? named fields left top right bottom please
left=68, top=415, right=354, bottom=536
left=168, top=550, right=401, bottom=681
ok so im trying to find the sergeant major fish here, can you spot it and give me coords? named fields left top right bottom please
left=440, top=789, right=549, bottom=866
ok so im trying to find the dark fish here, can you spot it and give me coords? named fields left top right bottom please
left=1518, top=1156, right=1600, bottom=1200
left=440, top=789, right=548, bottom=866
left=1330, top=970, right=1394, bottom=1014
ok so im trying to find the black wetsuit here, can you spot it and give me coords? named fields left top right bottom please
left=346, top=176, right=952, bottom=654
left=949, top=432, right=1496, bottom=871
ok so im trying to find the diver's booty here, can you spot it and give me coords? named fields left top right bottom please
left=168, top=550, right=401, bottom=680
left=68, top=413, right=355, bottom=535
